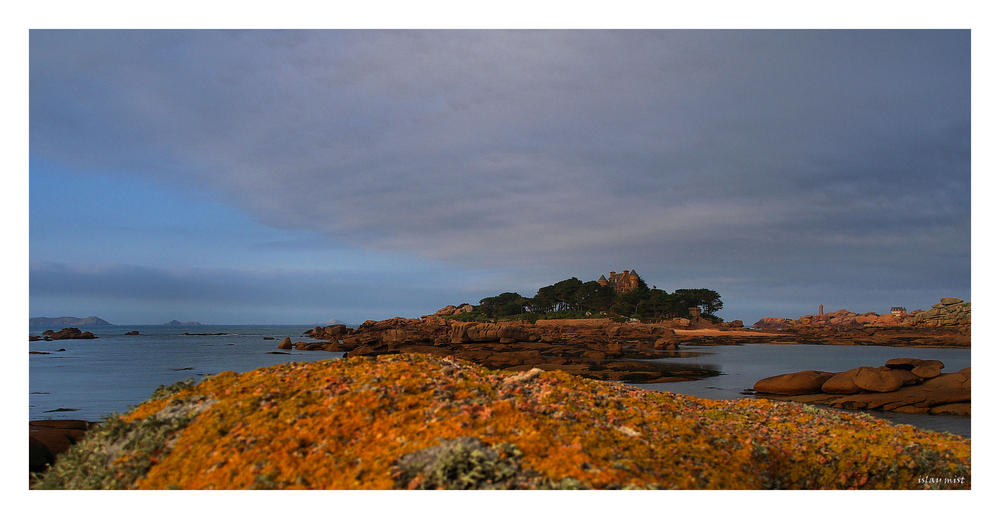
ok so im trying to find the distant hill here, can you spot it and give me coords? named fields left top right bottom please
left=164, top=320, right=203, bottom=326
left=30, top=316, right=112, bottom=326
left=323, top=319, right=348, bottom=326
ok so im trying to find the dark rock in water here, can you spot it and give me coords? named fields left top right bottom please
left=278, top=338, right=293, bottom=349
left=42, top=328, right=96, bottom=340
left=125, top=331, right=140, bottom=335
left=43, top=408, right=80, bottom=413
left=263, top=337, right=275, bottom=340
left=266, top=351, right=292, bottom=355
left=172, top=367, right=195, bottom=371
left=29, top=351, right=51, bottom=355
left=29, top=335, right=42, bottom=341
left=29, top=420, right=94, bottom=474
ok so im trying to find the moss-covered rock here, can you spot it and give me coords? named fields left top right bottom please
left=33, top=354, right=971, bottom=490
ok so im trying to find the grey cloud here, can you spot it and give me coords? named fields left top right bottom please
left=30, top=30, right=970, bottom=315
left=29, top=261, right=481, bottom=324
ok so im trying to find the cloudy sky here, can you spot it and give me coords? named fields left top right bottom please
left=28, top=29, right=972, bottom=325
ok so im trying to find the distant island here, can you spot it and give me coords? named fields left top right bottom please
left=164, top=320, right=202, bottom=326
left=30, top=316, right=112, bottom=326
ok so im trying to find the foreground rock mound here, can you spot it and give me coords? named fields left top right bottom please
left=34, top=354, right=970, bottom=490
left=754, top=359, right=970, bottom=416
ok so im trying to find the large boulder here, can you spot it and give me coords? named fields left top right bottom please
left=434, top=305, right=458, bottom=316
left=753, top=371, right=835, bottom=395
left=465, top=323, right=531, bottom=343
left=380, top=328, right=409, bottom=345
left=752, top=317, right=792, bottom=331
left=820, top=368, right=863, bottom=394
left=853, top=366, right=905, bottom=393
left=653, top=336, right=679, bottom=350
left=911, top=363, right=943, bottom=379
left=29, top=420, right=92, bottom=473
left=893, top=369, right=922, bottom=386
left=449, top=322, right=479, bottom=344
left=277, top=337, right=293, bottom=349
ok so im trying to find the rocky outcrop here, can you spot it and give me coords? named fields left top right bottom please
left=751, top=298, right=971, bottom=348
left=752, top=317, right=793, bottom=331
left=302, top=324, right=350, bottom=341
left=422, top=304, right=475, bottom=318
left=300, top=317, right=713, bottom=384
left=40, top=328, right=96, bottom=340
left=905, top=298, right=971, bottom=328
left=754, top=359, right=970, bottom=416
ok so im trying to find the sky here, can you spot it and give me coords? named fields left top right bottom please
left=27, top=28, right=973, bottom=326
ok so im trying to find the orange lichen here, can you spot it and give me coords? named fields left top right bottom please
left=119, top=354, right=970, bottom=490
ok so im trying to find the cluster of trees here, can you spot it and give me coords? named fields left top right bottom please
left=469, top=275, right=723, bottom=322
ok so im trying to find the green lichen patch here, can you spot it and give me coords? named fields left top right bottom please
left=31, top=394, right=216, bottom=489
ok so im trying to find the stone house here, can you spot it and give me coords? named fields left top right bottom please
left=597, top=269, right=640, bottom=293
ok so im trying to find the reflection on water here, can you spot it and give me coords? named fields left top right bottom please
left=626, top=343, right=971, bottom=438
left=622, top=350, right=709, bottom=359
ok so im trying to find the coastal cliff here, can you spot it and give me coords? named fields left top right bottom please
left=32, top=354, right=970, bottom=490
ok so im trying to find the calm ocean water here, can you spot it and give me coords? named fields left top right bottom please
left=29, top=326, right=971, bottom=438
left=29, top=325, right=345, bottom=422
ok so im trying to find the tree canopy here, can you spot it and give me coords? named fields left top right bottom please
left=449, top=273, right=723, bottom=323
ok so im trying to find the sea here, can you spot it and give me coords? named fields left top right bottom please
left=29, top=325, right=971, bottom=438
